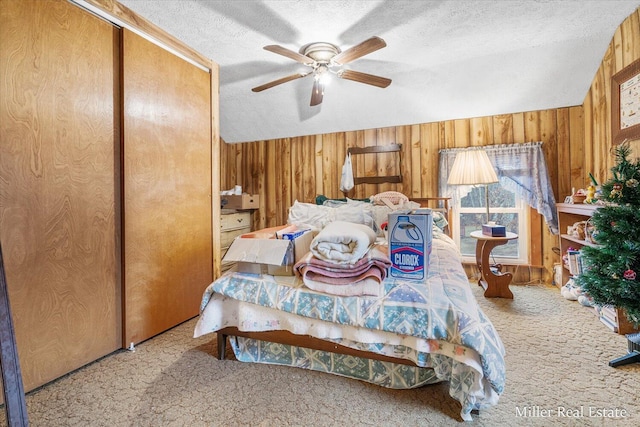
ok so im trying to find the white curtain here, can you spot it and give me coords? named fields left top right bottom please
left=438, top=142, right=559, bottom=234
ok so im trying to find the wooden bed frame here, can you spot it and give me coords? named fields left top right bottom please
left=215, top=328, right=479, bottom=417
left=216, top=327, right=416, bottom=366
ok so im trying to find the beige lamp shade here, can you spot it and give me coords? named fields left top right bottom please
left=447, top=149, right=498, bottom=185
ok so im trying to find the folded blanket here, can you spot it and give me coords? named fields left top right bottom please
left=295, top=245, right=392, bottom=296
left=302, top=276, right=383, bottom=297
left=310, top=221, right=377, bottom=264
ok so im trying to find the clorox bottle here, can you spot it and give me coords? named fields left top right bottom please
left=390, top=214, right=425, bottom=280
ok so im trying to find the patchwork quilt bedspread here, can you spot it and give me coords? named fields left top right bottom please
left=194, top=231, right=505, bottom=421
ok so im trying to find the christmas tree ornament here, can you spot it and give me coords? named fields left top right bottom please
left=611, top=182, right=623, bottom=198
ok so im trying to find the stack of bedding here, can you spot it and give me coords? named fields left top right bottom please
left=294, top=221, right=391, bottom=296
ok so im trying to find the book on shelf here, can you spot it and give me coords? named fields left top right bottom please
left=577, top=253, right=585, bottom=274
left=567, top=249, right=583, bottom=276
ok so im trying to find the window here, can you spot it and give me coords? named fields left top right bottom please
left=452, top=183, right=530, bottom=264
left=439, top=142, right=559, bottom=266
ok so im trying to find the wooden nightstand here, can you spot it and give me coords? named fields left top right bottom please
left=470, top=231, right=518, bottom=299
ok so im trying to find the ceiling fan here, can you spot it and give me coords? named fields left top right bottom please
left=251, top=36, right=392, bottom=106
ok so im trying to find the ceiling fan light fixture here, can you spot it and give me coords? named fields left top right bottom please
left=253, top=36, right=391, bottom=106
left=314, top=64, right=331, bottom=85
left=300, top=42, right=341, bottom=63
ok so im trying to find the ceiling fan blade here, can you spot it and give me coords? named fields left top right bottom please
left=310, top=79, right=324, bottom=106
left=252, top=72, right=310, bottom=92
left=264, top=45, right=314, bottom=65
left=337, top=69, right=391, bottom=88
left=331, top=36, right=386, bottom=65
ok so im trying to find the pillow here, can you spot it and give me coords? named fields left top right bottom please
left=291, top=196, right=448, bottom=236
left=432, top=211, right=449, bottom=231
left=370, top=200, right=420, bottom=231
left=315, top=194, right=370, bottom=205
left=371, top=204, right=449, bottom=235
left=370, top=191, right=409, bottom=207
left=287, top=200, right=379, bottom=233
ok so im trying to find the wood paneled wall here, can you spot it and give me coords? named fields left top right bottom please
left=582, top=7, right=640, bottom=184
left=221, top=7, right=640, bottom=284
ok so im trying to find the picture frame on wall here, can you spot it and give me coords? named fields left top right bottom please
left=611, top=58, right=640, bottom=145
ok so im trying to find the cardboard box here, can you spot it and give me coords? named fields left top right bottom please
left=482, top=223, right=506, bottom=237
left=222, top=225, right=313, bottom=276
left=388, top=209, right=433, bottom=281
left=220, top=194, right=259, bottom=210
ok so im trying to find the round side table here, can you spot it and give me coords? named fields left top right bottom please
left=470, top=230, right=518, bottom=299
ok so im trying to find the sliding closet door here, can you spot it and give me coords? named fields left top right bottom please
left=0, top=0, right=120, bottom=391
left=122, top=30, right=213, bottom=345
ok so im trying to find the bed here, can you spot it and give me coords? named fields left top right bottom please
left=194, top=199, right=505, bottom=421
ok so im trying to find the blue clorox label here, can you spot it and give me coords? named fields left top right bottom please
left=391, top=246, right=424, bottom=276
left=388, top=211, right=432, bottom=281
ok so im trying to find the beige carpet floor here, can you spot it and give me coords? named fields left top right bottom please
left=3, top=282, right=639, bottom=427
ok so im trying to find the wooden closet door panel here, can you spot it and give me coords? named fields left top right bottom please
left=122, top=30, right=212, bottom=345
left=0, top=0, right=120, bottom=391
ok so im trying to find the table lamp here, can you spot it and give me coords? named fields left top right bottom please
left=447, top=149, right=498, bottom=224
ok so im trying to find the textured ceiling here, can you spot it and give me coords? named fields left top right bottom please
left=117, top=0, right=639, bottom=143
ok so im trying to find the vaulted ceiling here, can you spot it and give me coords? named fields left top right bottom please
left=117, top=0, right=640, bottom=143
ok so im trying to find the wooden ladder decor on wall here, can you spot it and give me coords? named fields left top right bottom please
left=347, top=144, right=402, bottom=185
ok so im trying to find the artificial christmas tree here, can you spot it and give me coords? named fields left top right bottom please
left=575, top=142, right=640, bottom=367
